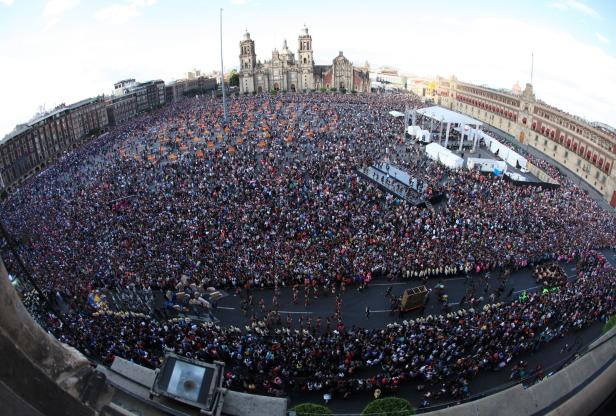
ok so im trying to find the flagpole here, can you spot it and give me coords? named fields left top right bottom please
left=220, top=8, right=228, bottom=123
left=530, top=52, right=534, bottom=85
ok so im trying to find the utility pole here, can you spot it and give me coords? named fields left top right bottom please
left=220, top=8, right=228, bottom=123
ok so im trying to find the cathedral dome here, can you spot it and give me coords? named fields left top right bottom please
left=512, top=80, right=522, bottom=95
left=281, top=39, right=290, bottom=54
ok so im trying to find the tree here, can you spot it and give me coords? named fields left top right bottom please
left=319, top=87, right=327, bottom=93
left=229, top=69, right=239, bottom=87
left=362, top=397, right=415, bottom=416
left=290, top=403, right=332, bottom=416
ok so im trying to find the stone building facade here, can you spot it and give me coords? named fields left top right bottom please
left=436, top=76, right=616, bottom=207
left=165, top=76, right=217, bottom=103
left=0, top=97, right=109, bottom=191
left=106, top=93, right=137, bottom=126
left=239, top=27, right=370, bottom=94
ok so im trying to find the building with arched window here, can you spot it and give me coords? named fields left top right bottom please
left=435, top=76, right=616, bottom=207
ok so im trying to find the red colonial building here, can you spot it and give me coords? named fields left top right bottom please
left=435, top=76, right=616, bottom=208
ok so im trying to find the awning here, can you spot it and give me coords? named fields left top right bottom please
left=417, top=106, right=483, bottom=126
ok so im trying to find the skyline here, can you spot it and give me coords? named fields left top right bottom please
left=1, top=0, right=616, bottom=137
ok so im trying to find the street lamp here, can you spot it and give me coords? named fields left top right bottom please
left=219, top=8, right=228, bottom=123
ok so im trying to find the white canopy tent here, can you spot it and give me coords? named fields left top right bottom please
left=417, top=106, right=483, bottom=126
left=477, top=131, right=528, bottom=170
left=466, top=157, right=508, bottom=174
left=389, top=110, right=405, bottom=118
left=425, top=142, right=464, bottom=169
left=417, top=106, right=483, bottom=152
left=407, top=125, right=431, bottom=143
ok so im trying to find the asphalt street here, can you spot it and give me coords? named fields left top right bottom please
left=215, top=257, right=586, bottom=330
left=211, top=248, right=616, bottom=412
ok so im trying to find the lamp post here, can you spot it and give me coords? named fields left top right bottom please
left=403, top=104, right=409, bottom=140
left=220, top=8, right=228, bottom=123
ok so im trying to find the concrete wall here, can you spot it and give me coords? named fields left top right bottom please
left=221, top=390, right=288, bottom=416
left=0, top=256, right=112, bottom=416
left=422, top=326, right=616, bottom=416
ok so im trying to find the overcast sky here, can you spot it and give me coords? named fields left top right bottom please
left=1, top=0, right=615, bottom=137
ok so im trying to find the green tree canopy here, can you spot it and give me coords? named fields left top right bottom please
left=362, top=397, right=415, bottom=416
left=290, top=403, right=332, bottom=416
left=229, top=69, right=239, bottom=87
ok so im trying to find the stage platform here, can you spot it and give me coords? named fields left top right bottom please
left=357, top=162, right=442, bottom=206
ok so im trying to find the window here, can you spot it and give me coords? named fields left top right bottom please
left=564, top=151, right=568, bottom=158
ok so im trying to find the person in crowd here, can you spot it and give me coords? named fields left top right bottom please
left=1, top=92, right=614, bottom=404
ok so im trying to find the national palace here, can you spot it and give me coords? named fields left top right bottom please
left=435, top=77, right=616, bottom=207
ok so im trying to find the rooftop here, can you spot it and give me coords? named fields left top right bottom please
left=1, top=97, right=103, bottom=145
left=417, top=106, right=483, bottom=126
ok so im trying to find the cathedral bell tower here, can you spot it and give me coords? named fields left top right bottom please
left=298, top=26, right=314, bottom=91
left=239, top=31, right=256, bottom=93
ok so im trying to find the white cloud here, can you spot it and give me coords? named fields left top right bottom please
left=42, top=0, right=79, bottom=31
left=231, top=0, right=252, bottom=4
left=1, top=0, right=15, bottom=6
left=44, top=0, right=79, bottom=19
left=320, top=13, right=616, bottom=126
left=95, top=0, right=156, bottom=25
left=2, top=6, right=616, bottom=138
left=415, top=17, right=616, bottom=126
left=548, top=0, right=600, bottom=18
left=596, top=32, right=609, bottom=44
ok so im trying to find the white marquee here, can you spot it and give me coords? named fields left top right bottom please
left=417, top=106, right=483, bottom=126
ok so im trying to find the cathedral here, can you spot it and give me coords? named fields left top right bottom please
left=239, top=27, right=370, bottom=94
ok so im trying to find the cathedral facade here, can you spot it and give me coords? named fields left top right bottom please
left=239, top=27, right=370, bottom=94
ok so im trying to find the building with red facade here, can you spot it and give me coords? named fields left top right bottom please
left=435, top=76, right=616, bottom=207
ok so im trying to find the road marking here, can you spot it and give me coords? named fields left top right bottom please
left=513, top=285, right=539, bottom=294
left=370, top=282, right=411, bottom=287
left=216, top=306, right=236, bottom=310
left=371, top=309, right=393, bottom=313
left=277, top=311, right=314, bottom=315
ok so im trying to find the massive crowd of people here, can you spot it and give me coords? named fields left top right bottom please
left=31, top=249, right=616, bottom=406
left=1, top=92, right=615, bottom=403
